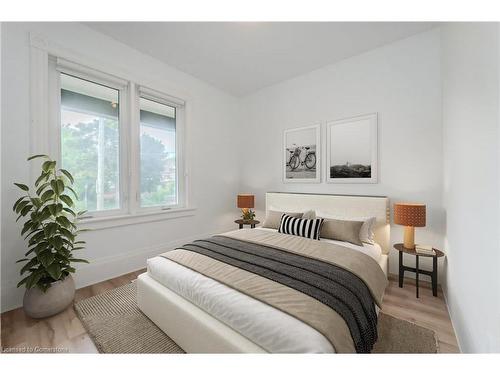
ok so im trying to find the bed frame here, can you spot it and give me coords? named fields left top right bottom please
left=137, top=192, right=390, bottom=353
left=266, top=192, right=390, bottom=253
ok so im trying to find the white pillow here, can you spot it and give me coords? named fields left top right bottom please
left=302, top=210, right=316, bottom=219
left=316, top=212, right=376, bottom=244
left=269, top=206, right=316, bottom=219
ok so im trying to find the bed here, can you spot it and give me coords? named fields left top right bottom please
left=137, top=192, right=390, bottom=353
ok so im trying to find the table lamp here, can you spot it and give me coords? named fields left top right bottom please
left=394, top=203, right=426, bottom=249
left=237, top=194, right=255, bottom=222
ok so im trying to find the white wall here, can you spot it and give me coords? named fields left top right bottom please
left=239, top=29, right=444, bottom=276
left=441, top=23, right=500, bottom=353
left=0, top=23, right=242, bottom=312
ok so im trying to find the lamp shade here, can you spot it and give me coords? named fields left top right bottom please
left=237, top=194, right=254, bottom=209
left=394, top=203, right=426, bottom=227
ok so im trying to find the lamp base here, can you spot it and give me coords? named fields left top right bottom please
left=403, top=226, right=415, bottom=249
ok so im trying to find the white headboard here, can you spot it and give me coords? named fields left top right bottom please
left=265, top=192, right=390, bottom=254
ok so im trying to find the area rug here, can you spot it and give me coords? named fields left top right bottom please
left=74, top=282, right=438, bottom=354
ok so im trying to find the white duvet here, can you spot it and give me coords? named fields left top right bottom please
left=147, top=228, right=383, bottom=353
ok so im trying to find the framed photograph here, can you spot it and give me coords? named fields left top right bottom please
left=326, top=113, right=378, bottom=184
left=283, top=124, right=320, bottom=183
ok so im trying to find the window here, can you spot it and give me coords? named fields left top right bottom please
left=139, top=97, right=177, bottom=207
left=60, top=74, right=121, bottom=213
left=48, top=58, right=187, bottom=220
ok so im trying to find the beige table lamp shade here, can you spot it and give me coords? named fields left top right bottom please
left=394, top=203, right=426, bottom=249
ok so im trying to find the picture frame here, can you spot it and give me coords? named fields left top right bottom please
left=326, top=113, right=378, bottom=184
left=283, top=124, right=321, bottom=183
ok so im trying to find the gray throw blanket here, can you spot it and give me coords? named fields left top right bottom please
left=181, top=235, right=378, bottom=353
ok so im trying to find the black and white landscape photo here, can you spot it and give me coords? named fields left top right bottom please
left=283, top=124, right=320, bottom=183
left=326, top=114, right=378, bottom=183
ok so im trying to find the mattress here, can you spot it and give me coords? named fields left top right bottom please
left=147, top=230, right=386, bottom=353
left=257, top=227, right=383, bottom=261
left=147, top=255, right=334, bottom=353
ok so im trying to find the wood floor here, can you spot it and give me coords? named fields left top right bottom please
left=1, top=271, right=460, bottom=353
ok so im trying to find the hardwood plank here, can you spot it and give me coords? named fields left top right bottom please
left=1, top=269, right=145, bottom=352
left=1, top=269, right=460, bottom=353
left=381, top=275, right=460, bottom=353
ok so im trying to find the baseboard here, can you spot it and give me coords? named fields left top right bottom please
left=1, top=227, right=234, bottom=313
left=441, top=287, right=463, bottom=353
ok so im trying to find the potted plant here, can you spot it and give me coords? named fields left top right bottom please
left=241, top=209, right=256, bottom=222
left=13, top=154, right=88, bottom=318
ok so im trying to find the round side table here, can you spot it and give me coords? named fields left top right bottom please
left=235, top=219, right=260, bottom=229
left=393, top=243, right=444, bottom=298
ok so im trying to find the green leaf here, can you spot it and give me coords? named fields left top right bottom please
left=36, top=181, right=50, bottom=195
left=75, top=228, right=91, bottom=233
left=50, top=179, right=65, bottom=196
left=13, top=196, right=27, bottom=211
left=59, top=228, right=75, bottom=242
left=16, top=258, right=30, bottom=263
left=25, top=247, right=36, bottom=256
left=59, top=195, right=73, bottom=207
left=24, top=228, right=42, bottom=241
left=14, top=183, right=29, bottom=191
left=57, top=179, right=64, bottom=194
left=21, top=220, right=33, bottom=236
left=71, top=246, right=85, bottom=251
left=63, top=207, right=76, bottom=216
left=38, top=208, right=52, bottom=222
left=48, top=203, right=60, bottom=216
left=38, top=251, right=55, bottom=268
left=65, top=186, right=79, bottom=200
left=29, top=231, right=46, bottom=246
left=15, top=200, right=30, bottom=213
left=27, top=154, right=50, bottom=161
left=56, top=216, right=72, bottom=228
left=42, top=160, right=56, bottom=173
left=26, top=241, right=47, bottom=255
left=30, top=197, right=42, bottom=209
left=26, top=272, right=44, bottom=289
left=46, top=263, right=62, bottom=280
left=35, top=173, right=49, bottom=187
left=44, top=222, right=59, bottom=237
left=59, top=169, right=74, bottom=184
left=52, top=236, right=63, bottom=250
left=20, top=258, right=39, bottom=275
left=40, top=189, right=55, bottom=202
left=70, top=258, right=89, bottom=263
left=20, top=204, right=33, bottom=216
left=48, top=205, right=56, bottom=216
left=50, top=180, right=59, bottom=195
left=17, top=275, right=30, bottom=288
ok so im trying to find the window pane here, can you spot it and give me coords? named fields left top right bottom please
left=140, top=97, right=177, bottom=207
left=60, top=74, right=120, bottom=212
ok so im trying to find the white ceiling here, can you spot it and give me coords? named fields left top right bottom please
left=86, top=22, right=438, bottom=97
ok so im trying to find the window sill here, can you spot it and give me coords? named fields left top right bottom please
left=80, top=207, right=197, bottom=231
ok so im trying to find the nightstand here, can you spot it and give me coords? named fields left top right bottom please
left=394, top=243, right=444, bottom=298
left=234, top=219, right=260, bottom=229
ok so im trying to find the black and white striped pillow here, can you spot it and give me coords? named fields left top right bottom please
left=278, top=214, right=324, bottom=240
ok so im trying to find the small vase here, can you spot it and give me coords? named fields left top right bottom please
left=23, top=275, right=75, bottom=319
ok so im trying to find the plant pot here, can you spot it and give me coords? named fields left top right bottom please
left=23, top=275, right=75, bottom=319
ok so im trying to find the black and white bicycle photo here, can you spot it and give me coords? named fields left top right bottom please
left=283, top=124, right=320, bottom=183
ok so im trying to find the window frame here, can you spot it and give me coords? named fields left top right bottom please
left=49, top=58, right=130, bottom=219
left=46, top=57, right=188, bottom=221
left=135, top=86, right=186, bottom=213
